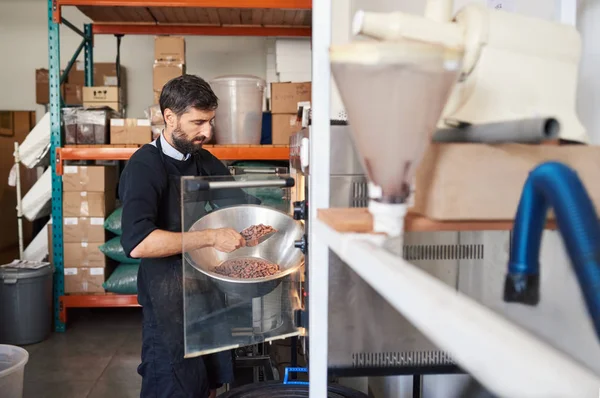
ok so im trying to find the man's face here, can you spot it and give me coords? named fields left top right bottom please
left=165, top=107, right=216, bottom=155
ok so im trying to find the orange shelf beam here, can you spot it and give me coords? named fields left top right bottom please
left=56, top=0, right=311, bottom=8
left=59, top=294, right=140, bottom=324
left=92, top=24, right=311, bottom=37
left=53, top=0, right=312, bottom=23
left=56, top=146, right=290, bottom=175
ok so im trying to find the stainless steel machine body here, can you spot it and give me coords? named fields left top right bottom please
left=291, top=126, right=461, bottom=375
left=290, top=125, right=600, bottom=383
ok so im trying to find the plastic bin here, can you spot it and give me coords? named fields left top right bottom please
left=0, top=264, right=54, bottom=345
left=0, top=345, right=29, bottom=398
left=210, top=75, right=266, bottom=144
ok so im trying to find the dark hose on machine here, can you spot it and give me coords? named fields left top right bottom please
left=433, top=118, right=559, bottom=144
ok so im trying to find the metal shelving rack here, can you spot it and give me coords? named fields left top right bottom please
left=47, top=0, right=312, bottom=332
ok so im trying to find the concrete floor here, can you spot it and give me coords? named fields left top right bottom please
left=22, top=308, right=143, bottom=398
left=20, top=307, right=303, bottom=397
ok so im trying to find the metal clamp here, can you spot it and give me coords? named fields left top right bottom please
left=283, top=367, right=309, bottom=385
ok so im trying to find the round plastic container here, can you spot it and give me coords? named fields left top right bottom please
left=210, top=75, right=266, bottom=144
left=0, top=345, right=29, bottom=398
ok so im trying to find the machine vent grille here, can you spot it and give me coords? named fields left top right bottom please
left=352, top=351, right=455, bottom=367
left=351, top=181, right=368, bottom=208
left=403, top=244, right=484, bottom=261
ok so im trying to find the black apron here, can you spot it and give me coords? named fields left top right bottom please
left=137, top=138, right=234, bottom=393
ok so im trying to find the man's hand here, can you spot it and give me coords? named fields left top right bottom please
left=212, top=228, right=245, bottom=252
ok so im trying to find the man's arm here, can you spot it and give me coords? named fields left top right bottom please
left=130, top=228, right=244, bottom=258
left=119, top=152, right=244, bottom=259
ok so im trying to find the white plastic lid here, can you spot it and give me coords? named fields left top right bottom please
left=210, top=75, right=266, bottom=89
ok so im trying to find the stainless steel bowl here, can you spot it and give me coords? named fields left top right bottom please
left=185, top=205, right=304, bottom=299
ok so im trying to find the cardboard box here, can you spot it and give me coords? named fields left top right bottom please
left=62, top=166, right=118, bottom=192
left=64, top=83, right=83, bottom=105
left=64, top=242, right=106, bottom=268
left=63, top=217, right=106, bottom=243
left=413, top=143, right=600, bottom=220
left=271, top=114, right=301, bottom=145
left=68, top=62, right=125, bottom=87
left=83, top=86, right=122, bottom=112
left=63, top=191, right=116, bottom=217
left=154, top=36, right=185, bottom=63
left=154, top=91, right=161, bottom=105
left=271, top=82, right=311, bottom=114
left=153, top=63, right=184, bottom=92
left=64, top=267, right=106, bottom=294
left=35, top=69, right=65, bottom=104
left=83, top=86, right=121, bottom=103
left=110, top=119, right=152, bottom=145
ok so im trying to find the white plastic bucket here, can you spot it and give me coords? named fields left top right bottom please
left=210, top=75, right=266, bottom=144
left=0, top=345, right=29, bottom=398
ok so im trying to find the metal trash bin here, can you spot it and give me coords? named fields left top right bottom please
left=0, top=263, right=54, bottom=345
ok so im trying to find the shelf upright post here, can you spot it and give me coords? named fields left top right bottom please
left=48, top=0, right=65, bottom=332
left=84, top=24, right=94, bottom=86
left=308, top=0, right=332, bottom=396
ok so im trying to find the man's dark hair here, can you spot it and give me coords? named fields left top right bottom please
left=159, top=74, right=218, bottom=118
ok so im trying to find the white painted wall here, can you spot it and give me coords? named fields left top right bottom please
left=0, top=0, right=268, bottom=119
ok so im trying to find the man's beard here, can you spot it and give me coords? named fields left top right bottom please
left=171, top=124, right=207, bottom=156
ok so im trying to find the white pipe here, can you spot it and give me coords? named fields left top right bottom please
left=14, top=142, right=24, bottom=259
left=425, top=0, right=454, bottom=22
left=315, top=219, right=600, bottom=398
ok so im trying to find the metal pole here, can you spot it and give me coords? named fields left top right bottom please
left=48, top=0, right=65, bottom=332
left=62, top=18, right=86, bottom=38
left=309, top=0, right=332, bottom=396
left=13, top=143, right=24, bottom=259
left=60, top=38, right=86, bottom=85
left=84, top=24, right=94, bottom=86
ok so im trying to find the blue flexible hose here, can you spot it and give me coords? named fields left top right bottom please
left=505, top=162, right=600, bottom=340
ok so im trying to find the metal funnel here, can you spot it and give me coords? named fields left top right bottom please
left=330, top=41, right=463, bottom=235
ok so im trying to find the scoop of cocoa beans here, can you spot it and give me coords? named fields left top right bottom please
left=240, top=224, right=277, bottom=247
left=214, top=257, right=281, bottom=279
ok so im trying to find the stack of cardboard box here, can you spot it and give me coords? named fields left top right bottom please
left=153, top=36, right=186, bottom=101
left=35, top=63, right=125, bottom=107
left=62, top=166, right=117, bottom=294
left=270, top=82, right=311, bottom=144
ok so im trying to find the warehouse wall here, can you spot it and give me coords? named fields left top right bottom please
left=0, top=0, right=269, bottom=119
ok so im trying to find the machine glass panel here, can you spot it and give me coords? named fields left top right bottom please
left=181, top=174, right=304, bottom=358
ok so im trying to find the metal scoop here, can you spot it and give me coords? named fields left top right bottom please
left=240, top=224, right=278, bottom=247
left=244, top=230, right=277, bottom=247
